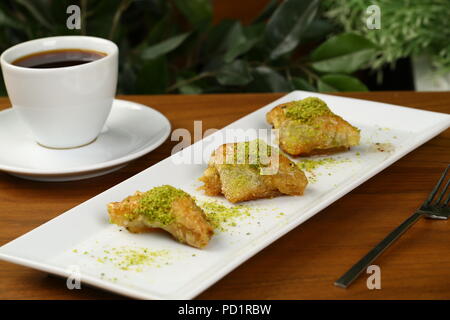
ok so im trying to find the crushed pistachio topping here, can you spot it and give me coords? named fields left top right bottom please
left=198, top=199, right=253, bottom=232
left=284, top=97, right=332, bottom=122
left=297, top=157, right=351, bottom=183
left=297, top=157, right=350, bottom=173
left=92, top=246, right=170, bottom=271
left=111, top=247, right=170, bottom=271
left=136, top=185, right=188, bottom=226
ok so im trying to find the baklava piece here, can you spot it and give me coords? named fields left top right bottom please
left=199, top=140, right=308, bottom=203
left=108, top=185, right=214, bottom=248
left=266, top=97, right=360, bottom=156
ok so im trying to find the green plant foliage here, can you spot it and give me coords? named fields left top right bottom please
left=318, top=74, right=368, bottom=91
left=217, top=60, right=253, bottom=86
left=248, top=66, right=293, bottom=92
left=264, top=0, right=319, bottom=59
left=173, top=0, right=212, bottom=28
left=0, top=0, right=377, bottom=96
left=292, top=77, right=316, bottom=91
left=140, top=32, right=191, bottom=60
left=323, top=0, right=450, bottom=73
left=310, top=33, right=378, bottom=73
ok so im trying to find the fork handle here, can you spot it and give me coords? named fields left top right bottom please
left=334, top=211, right=425, bottom=288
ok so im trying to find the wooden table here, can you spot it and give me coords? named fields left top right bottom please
left=0, top=92, right=449, bottom=300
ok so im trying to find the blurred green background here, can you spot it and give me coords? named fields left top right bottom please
left=1, top=0, right=449, bottom=95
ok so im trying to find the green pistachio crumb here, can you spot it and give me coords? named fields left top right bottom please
left=93, top=246, right=171, bottom=272
left=284, top=97, right=332, bottom=122
left=297, top=157, right=350, bottom=173
left=136, top=185, right=189, bottom=226
left=198, top=200, right=253, bottom=232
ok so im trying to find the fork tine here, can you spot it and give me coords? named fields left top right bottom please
left=435, top=176, right=450, bottom=205
left=444, top=192, right=450, bottom=206
left=424, top=165, right=450, bottom=207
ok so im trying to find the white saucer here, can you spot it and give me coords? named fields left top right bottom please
left=0, top=99, right=171, bottom=182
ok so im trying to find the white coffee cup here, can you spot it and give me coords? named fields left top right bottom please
left=0, top=36, right=118, bottom=149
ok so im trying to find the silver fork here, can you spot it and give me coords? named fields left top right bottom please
left=335, top=164, right=450, bottom=288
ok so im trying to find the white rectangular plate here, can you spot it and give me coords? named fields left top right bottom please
left=1, top=91, right=449, bottom=299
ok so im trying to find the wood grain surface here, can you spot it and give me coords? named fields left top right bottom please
left=0, top=92, right=449, bottom=300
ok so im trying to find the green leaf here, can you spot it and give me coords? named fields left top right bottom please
left=144, top=13, right=173, bottom=45
left=223, top=23, right=260, bottom=63
left=179, top=83, right=203, bottom=95
left=201, top=20, right=235, bottom=58
left=136, top=57, right=169, bottom=94
left=135, top=0, right=168, bottom=16
left=141, top=32, right=190, bottom=60
left=108, top=0, right=134, bottom=40
left=318, top=74, right=368, bottom=92
left=216, top=60, right=253, bottom=86
left=222, top=22, right=246, bottom=62
left=204, top=21, right=263, bottom=68
left=292, top=77, right=316, bottom=91
left=311, top=33, right=378, bottom=73
left=174, top=71, right=205, bottom=94
left=173, top=0, right=212, bottom=28
left=15, top=0, right=53, bottom=30
left=82, top=0, right=130, bottom=38
left=247, top=66, right=293, bottom=92
left=0, top=10, right=26, bottom=30
left=265, top=0, right=319, bottom=60
left=302, top=19, right=335, bottom=42
left=253, top=0, right=278, bottom=24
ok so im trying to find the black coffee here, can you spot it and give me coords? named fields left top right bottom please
left=12, top=49, right=106, bottom=68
